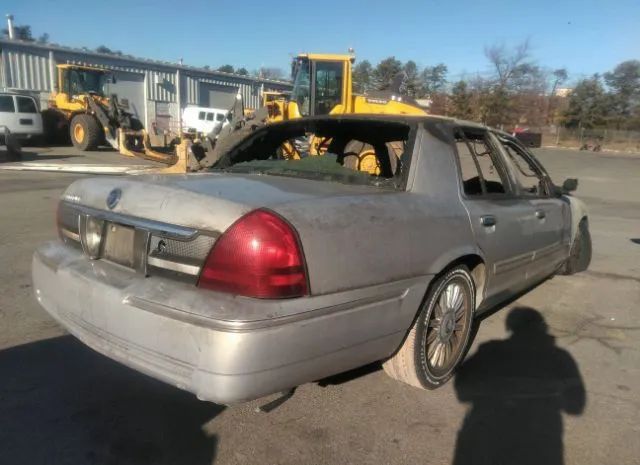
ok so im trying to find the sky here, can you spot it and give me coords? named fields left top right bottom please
left=3, top=0, right=639, bottom=84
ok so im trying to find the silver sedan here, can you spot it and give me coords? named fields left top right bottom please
left=32, top=115, right=591, bottom=404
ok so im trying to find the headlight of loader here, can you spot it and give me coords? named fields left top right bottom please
left=80, top=215, right=104, bottom=259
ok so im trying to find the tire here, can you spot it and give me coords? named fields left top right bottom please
left=383, top=265, right=476, bottom=390
left=42, top=108, right=70, bottom=145
left=70, top=114, right=101, bottom=151
left=562, top=218, right=592, bottom=275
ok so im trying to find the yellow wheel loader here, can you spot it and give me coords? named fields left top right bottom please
left=44, top=64, right=175, bottom=165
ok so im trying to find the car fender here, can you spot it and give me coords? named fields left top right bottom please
left=564, top=195, right=589, bottom=246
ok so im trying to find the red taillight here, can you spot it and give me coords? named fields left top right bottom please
left=198, top=209, right=308, bottom=298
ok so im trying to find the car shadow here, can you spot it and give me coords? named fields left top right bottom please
left=317, top=361, right=382, bottom=386
left=631, top=238, right=640, bottom=245
left=452, top=307, right=586, bottom=465
left=0, top=335, right=222, bottom=465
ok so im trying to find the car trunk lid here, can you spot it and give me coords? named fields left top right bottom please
left=63, top=172, right=387, bottom=233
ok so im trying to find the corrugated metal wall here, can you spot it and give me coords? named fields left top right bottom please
left=147, top=70, right=177, bottom=102
left=3, top=47, right=51, bottom=91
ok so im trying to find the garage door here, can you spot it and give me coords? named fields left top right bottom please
left=108, top=71, right=145, bottom=121
left=199, top=83, right=237, bottom=109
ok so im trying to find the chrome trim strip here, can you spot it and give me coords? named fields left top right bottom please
left=532, top=241, right=564, bottom=260
left=494, top=241, right=566, bottom=274
left=147, top=256, right=201, bottom=276
left=61, top=201, right=207, bottom=240
left=494, top=250, right=533, bottom=275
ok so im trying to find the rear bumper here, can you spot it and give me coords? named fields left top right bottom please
left=33, top=242, right=430, bottom=404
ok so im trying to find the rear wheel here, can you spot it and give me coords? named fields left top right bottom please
left=383, top=266, right=476, bottom=389
left=70, top=114, right=101, bottom=151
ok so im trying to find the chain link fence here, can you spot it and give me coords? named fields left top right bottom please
left=540, top=126, right=640, bottom=152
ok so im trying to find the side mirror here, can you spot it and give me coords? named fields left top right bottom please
left=562, top=178, right=578, bottom=193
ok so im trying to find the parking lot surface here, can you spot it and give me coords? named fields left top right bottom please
left=0, top=148, right=638, bottom=465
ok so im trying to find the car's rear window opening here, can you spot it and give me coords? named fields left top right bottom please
left=211, top=119, right=414, bottom=189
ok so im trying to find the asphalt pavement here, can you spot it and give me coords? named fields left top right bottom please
left=0, top=147, right=638, bottom=465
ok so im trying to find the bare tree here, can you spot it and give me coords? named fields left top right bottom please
left=257, top=67, right=286, bottom=80
left=482, top=39, right=535, bottom=127
left=550, top=68, right=568, bottom=96
left=484, top=39, right=531, bottom=88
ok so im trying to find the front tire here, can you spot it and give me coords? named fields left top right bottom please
left=562, top=218, right=592, bottom=274
left=383, top=266, right=476, bottom=389
left=70, top=114, right=101, bottom=151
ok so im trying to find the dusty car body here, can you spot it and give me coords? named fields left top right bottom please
left=32, top=115, right=590, bottom=404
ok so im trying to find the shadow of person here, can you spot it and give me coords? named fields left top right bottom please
left=452, top=307, right=586, bottom=465
left=0, top=335, right=222, bottom=465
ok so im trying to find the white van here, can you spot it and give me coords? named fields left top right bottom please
left=0, top=92, right=43, bottom=140
left=182, top=106, right=230, bottom=135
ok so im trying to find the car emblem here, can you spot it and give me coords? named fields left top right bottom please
left=106, top=188, right=122, bottom=210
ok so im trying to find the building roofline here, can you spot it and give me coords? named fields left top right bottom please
left=0, top=38, right=291, bottom=86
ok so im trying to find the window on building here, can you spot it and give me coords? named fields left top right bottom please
left=206, top=113, right=214, bottom=121
left=216, top=113, right=225, bottom=122
left=198, top=111, right=206, bottom=120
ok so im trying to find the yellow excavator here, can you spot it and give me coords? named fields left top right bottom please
left=44, top=64, right=178, bottom=167
left=191, top=52, right=428, bottom=171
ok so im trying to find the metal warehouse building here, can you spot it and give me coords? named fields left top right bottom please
left=0, top=38, right=291, bottom=134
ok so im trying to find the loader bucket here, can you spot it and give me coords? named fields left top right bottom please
left=153, top=139, right=190, bottom=173
left=117, top=129, right=179, bottom=165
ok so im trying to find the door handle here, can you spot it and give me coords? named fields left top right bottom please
left=480, top=215, right=496, bottom=227
left=535, top=209, right=546, bottom=219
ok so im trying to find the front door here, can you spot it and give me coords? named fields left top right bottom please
left=494, top=134, right=569, bottom=281
left=454, top=127, right=538, bottom=310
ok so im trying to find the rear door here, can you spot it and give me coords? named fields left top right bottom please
left=494, top=134, right=569, bottom=280
left=454, top=126, right=538, bottom=309
left=14, top=96, right=42, bottom=136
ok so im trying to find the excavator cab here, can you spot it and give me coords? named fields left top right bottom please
left=289, top=54, right=354, bottom=117
left=61, top=66, right=109, bottom=96
left=53, top=65, right=112, bottom=113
